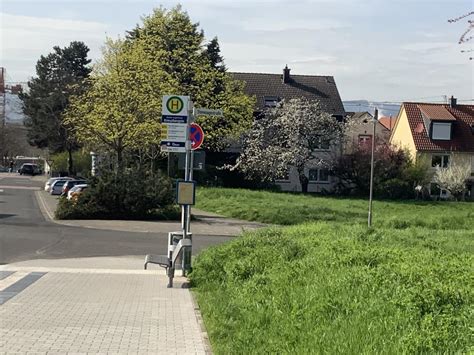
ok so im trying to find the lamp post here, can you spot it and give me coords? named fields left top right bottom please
left=368, top=108, right=378, bottom=227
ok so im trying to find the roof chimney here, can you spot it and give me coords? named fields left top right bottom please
left=450, top=95, right=457, bottom=108
left=283, top=65, right=290, bottom=84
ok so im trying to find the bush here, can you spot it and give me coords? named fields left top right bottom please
left=55, top=167, right=180, bottom=220
left=333, top=145, right=432, bottom=199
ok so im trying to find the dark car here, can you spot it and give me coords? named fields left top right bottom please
left=18, top=163, right=40, bottom=176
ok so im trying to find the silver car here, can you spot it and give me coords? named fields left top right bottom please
left=44, top=177, right=73, bottom=192
left=49, top=179, right=72, bottom=195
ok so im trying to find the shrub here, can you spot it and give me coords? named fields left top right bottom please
left=55, top=167, right=180, bottom=220
left=333, top=145, right=431, bottom=199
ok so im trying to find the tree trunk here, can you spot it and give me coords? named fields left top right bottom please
left=67, top=147, right=74, bottom=176
left=116, top=147, right=123, bottom=175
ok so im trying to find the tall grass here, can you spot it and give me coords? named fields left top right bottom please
left=190, top=224, right=473, bottom=354
left=196, top=187, right=474, bottom=230
left=191, top=188, right=474, bottom=353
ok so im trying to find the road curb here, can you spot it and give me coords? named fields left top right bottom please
left=190, top=290, right=213, bottom=355
left=35, top=190, right=56, bottom=222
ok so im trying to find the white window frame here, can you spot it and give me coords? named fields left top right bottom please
left=431, top=122, right=451, bottom=140
left=431, top=154, right=450, bottom=168
left=264, top=96, right=279, bottom=108
left=312, top=136, right=330, bottom=151
left=308, top=168, right=330, bottom=183
left=358, top=134, right=372, bottom=146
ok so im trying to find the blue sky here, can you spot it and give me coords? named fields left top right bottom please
left=1, top=0, right=472, bottom=102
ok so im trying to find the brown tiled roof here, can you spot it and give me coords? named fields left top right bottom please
left=418, top=105, right=456, bottom=121
left=231, top=71, right=346, bottom=116
left=379, top=116, right=396, bottom=131
left=403, top=102, right=474, bottom=152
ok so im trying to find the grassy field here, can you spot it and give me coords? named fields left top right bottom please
left=191, top=188, right=474, bottom=354
left=196, top=187, right=474, bottom=229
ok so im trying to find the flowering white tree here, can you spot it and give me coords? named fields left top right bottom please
left=234, top=98, right=345, bottom=192
left=433, top=162, right=471, bottom=200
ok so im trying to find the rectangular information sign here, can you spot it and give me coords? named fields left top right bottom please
left=161, top=115, right=188, bottom=124
left=161, top=141, right=186, bottom=153
left=161, top=123, right=187, bottom=142
left=176, top=180, right=196, bottom=205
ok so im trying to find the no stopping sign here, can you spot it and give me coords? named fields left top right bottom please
left=189, top=123, right=204, bottom=150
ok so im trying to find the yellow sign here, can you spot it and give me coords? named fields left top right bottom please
left=166, top=96, right=184, bottom=114
left=177, top=181, right=196, bottom=205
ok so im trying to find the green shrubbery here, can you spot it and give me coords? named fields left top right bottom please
left=334, top=145, right=432, bottom=199
left=190, top=224, right=473, bottom=354
left=55, top=167, right=180, bottom=220
left=50, top=150, right=92, bottom=177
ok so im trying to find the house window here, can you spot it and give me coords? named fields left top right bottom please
left=431, top=122, right=451, bottom=140
left=264, top=96, right=279, bottom=108
left=431, top=155, right=450, bottom=168
left=430, top=183, right=447, bottom=197
left=358, top=134, right=372, bottom=146
left=308, top=168, right=330, bottom=183
left=311, top=136, right=330, bottom=150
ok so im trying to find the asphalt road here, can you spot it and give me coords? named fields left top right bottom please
left=0, top=173, right=234, bottom=264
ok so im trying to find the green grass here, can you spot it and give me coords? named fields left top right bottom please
left=191, top=188, right=474, bottom=354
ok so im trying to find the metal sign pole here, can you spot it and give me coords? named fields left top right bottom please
left=187, top=150, right=194, bottom=234
left=181, top=102, right=194, bottom=275
left=368, top=108, right=378, bottom=227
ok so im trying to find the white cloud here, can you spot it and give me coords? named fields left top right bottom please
left=0, top=13, right=110, bottom=81
left=240, top=18, right=346, bottom=32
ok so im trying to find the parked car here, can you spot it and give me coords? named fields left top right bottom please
left=50, top=179, right=72, bottom=195
left=0, top=166, right=8, bottom=172
left=68, top=184, right=88, bottom=201
left=44, top=177, right=73, bottom=192
left=61, top=180, right=87, bottom=196
left=18, top=163, right=40, bottom=176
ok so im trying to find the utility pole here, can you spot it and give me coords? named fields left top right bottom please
left=368, top=108, right=378, bottom=228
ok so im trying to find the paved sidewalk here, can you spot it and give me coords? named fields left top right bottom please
left=0, top=176, right=269, bottom=353
left=0, top=257, right=211, bottom=354
left=35, top=189, right=266, bottom=236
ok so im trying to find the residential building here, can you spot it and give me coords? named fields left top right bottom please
left=344, top=111, right=391, bottom=153
left=379, top=116, right=396, bottom=132
left=390, top=97, right=474, bottom=199
left=231, top=66, right=345, bottom=192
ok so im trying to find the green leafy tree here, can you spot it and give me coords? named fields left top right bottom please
left=20, top=41, right=91, bottom=175
left=65, top=6, right=254, bottom=169
left=204, top=37, right=226, bottom=72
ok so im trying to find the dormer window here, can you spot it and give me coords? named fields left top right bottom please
left=431, top=122, right=452, bottom=140
left=264, top=96, right=279, bottom=108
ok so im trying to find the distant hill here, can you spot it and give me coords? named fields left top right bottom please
left=343, top=100, right=400, bottom=118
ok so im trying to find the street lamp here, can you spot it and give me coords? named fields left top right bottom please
left=368, top=108, right=378, bottom=227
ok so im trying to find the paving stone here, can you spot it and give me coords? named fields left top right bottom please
left=0, top=270, right=208, bottom=354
